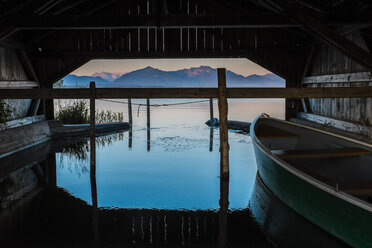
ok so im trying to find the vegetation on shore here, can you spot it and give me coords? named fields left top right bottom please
left=0, top=100, right=14, bottom=125
left=55, top=100, right=124, bottom=124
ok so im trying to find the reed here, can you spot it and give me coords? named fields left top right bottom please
left=55, top=100, right=124, bottom=124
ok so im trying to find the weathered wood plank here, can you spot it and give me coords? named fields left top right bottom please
left=297, top=112, right=372, bottom=136
left=0, top=80, right=38, bottom=88
left=1, top=87, right=372, bottom=99
left=303, top=72, right=372, bottom=84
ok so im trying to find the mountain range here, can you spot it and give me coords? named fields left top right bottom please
left=58, top=66, right=284, bottom=88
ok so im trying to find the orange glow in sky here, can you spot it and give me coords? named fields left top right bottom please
left=71, top=58, right=271, bottom=76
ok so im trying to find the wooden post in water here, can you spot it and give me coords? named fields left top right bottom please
left=89, top=82, right=99, bottom=245
left=147, top=98, right=150, bottom=151
left=209, top=98, right=213, bottom=123
left=217, top=68, right=229, bottom=179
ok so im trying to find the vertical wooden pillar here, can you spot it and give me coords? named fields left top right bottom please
left=217, top=68, right=229, bottom=179
left=147, top=98, right=150, bottom=151
left=44, top=96, right=54, bottom=120
left=209, top=98, right=213, bottom=123
left=128, top=98, right=133, bottom=127
left=90, top=81, right=96, bottom=204
left=89, top=81, right=99, bottom=244
left=285, top=79, right=298, bottom=121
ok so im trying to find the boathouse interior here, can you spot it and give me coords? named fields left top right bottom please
left=1, top=0, right=372, bottom=132
left=1, top=0, right=372, bottom=246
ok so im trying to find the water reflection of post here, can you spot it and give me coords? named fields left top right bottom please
left=209, top=127, right=213, bottom=152
left=90, top=82, right=99, bottom=246
left=147, top=98, right=150, bottom=152
left=217, top=177, right=229, bottom=248
left=128, top=98, right=133, bottom=149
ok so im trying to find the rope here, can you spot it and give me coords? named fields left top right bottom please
left=97, top=98, right=214, bottom=107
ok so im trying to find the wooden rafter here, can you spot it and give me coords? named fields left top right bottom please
left=260, top=0, right=372, bottom=71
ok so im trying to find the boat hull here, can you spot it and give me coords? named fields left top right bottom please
left=251, top=118, right=372, bottom=248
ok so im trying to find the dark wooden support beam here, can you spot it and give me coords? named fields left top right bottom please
left=16, top=50, right=40, bottom=82
left=14, top=14, right=299, bottom=30
left=43, top=98, right=54, bottom=120
left=39, top=58, right=90, bottom=87
left=27, top=99, right=41, bottom=116
left=52, top=0, right=88, bottom=15
left=1, top=87, right=372, bottom=99
left=300, top=45, right=315, bottom=113
left=285, top=79, right=298, bottom=120
left=270, top=1, right=372, bottom=70
left=218, top=68, right=229, bottom=179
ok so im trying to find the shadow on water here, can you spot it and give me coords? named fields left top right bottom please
left=250, top=174, right=350, bottom=248
left=0, top=168, right=269, bottom=247
left=0, top=131, right=351, bottom=247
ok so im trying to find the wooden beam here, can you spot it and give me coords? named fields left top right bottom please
left=14, top=14, right=300, bottom=30
left=303, top=72, right=372, bottom=84
left=0, top=80, right=38, bottom=88
left=15, top=50, right=40, bottom=82
left=1, top=87, right=372, bottom=99
left=297, top=112, right=372, bottom=136
left=269, top=1, right=372, bottom=70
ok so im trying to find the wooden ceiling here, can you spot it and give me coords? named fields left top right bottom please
left=0, top=0, right=371, bottom=86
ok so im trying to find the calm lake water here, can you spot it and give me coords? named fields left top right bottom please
left=56, top=99, right=284, bottom=209
left=0, top=99, right=349, bottom=247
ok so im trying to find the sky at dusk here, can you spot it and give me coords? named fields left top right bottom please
left=71, top=58, right=271, bottom=76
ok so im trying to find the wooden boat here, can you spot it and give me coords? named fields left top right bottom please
left=250, top=115, right=372, bottom=248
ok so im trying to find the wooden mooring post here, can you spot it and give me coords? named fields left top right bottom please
left=89, top=81, right=99, bottom=244
left=217, top=68, right=229, bottom=179
left=209, top=98, right=213, bottom=123
left=147, top=98, right=150, bottom=151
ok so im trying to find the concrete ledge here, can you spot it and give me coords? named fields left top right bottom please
left=0, top=115, right=45, bottom=131
left=0, top=121, right=51, bottom=157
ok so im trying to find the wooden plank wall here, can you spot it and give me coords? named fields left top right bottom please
left=304, top=30, right=372, bottom=126
left=0, top=47, right=33, bottom=120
